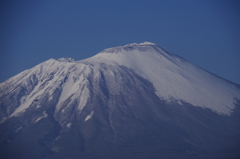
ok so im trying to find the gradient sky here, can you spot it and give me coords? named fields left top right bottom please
left=1, top=0, right=240, bottom=84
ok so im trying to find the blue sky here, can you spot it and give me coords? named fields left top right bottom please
left=1, top=0, right=240, bottom=84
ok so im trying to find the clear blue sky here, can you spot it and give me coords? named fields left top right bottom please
left=1, top=0, right=240, bottom=84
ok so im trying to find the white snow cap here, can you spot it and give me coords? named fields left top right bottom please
left=98, top=42, right=161, bottom=54
left=6, top=42, right=240, bottom=117
left=57, top=57, right=75, bottom=62
left=124, top=41, right=157, bottom=46
left=86, top=42, right=240, bottom=115
left=139, top=41, right=157, bottom=45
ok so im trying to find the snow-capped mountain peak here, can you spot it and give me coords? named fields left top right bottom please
left=85, top=42, right=240, bottom=115
left=0, top=42, right=239, bottom=121
left=1, top=42, right=240, bottom=159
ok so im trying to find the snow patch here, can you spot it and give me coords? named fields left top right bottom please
left=34, top=111, right=48, bottom=123
left=77, top=85, right=90, bottom=111
left=85, top=110, right=94, bottom=121
left=67, top=122, right=71, bottom=128
left=177, top=101, right=183, bottom=105
left=11, top=82, right=47, bottom=117
left=56, top=73, right=76, bottom=111
left=55, top=136, right=61, bottom=140
left=14, top=125, right=22, bottom=133
left=56, top=65, right=91, bottom=113
left=0, top=117, right=7, bottom=124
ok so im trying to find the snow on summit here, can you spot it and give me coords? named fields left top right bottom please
left=86, top=42, right=240, bottom=115
left=1, top=42, right=240, bottom=117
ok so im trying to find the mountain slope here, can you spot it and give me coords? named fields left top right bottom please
left=86, top=42, right=240, bottom=115
left=0, top=42, right=240, bottom=159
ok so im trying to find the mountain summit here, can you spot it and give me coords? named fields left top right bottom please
left=87, top=42, right=240, bottom=115
left=0, top=42, right=240, bottom=159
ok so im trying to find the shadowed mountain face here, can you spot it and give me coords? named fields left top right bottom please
left=0, top=42, right=240, bottom=159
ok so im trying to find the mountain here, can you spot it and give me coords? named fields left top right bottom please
left=0, top=42, right=240, bottom=159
